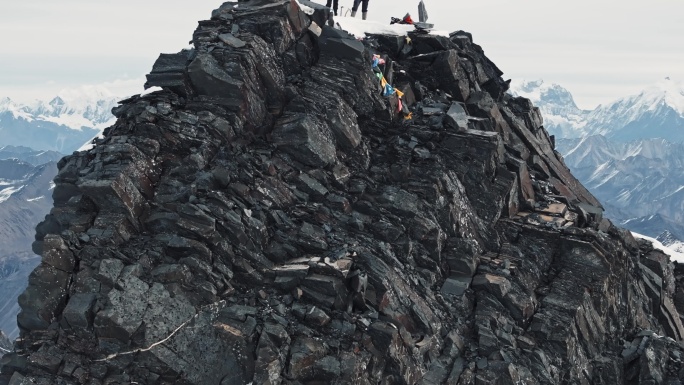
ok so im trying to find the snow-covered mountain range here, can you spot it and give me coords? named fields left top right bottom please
left=512, top=79, right=684, bottom=241
left=512, top=78, right=684, bottom=141
left=0, top=87, right=121, bottom=153
left=584, top=78, right=684, bottom=141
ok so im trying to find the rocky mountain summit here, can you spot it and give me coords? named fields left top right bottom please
left=2, top=1, right=684, bottom=384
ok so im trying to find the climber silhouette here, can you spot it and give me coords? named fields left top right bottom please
left=326, top=0, right=339, bottom=16
left=351, top=0, right=370, bottom=20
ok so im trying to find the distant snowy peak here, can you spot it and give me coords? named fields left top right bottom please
left=0, top=98, right=11, bottom=109
left=512, top=80, right=582, bottom=110
left=513, top=78, right=684, bottom=141
left=0, top=85, right=122, bottom=131
left=0, top=98, right=34, bottom=122
left=606, top=78, right=684, bottom=118
left=510, top=80, right=588, bottom=138
left=0, top=89, right=121, bottom=152
left=639, top=77, right=684, bottom=116
left=585, top=78, right=684, bottom=139
left=655, top=230, right=684, bottom=256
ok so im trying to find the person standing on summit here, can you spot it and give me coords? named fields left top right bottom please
left=326, top=0, right=339, bottom=16
left=350, top=0, right=370, bottom=20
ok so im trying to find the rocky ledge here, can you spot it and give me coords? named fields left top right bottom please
left=2, top=0, right=684, bottom=384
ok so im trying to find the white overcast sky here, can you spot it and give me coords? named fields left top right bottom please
left=1, top=0, right=683, bottom=109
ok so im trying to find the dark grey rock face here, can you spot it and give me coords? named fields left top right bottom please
left=2, top=1, right=684, bottom=384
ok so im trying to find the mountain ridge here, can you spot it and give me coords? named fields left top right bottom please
left=0, top=86, right=121, bottom=132
left=0, top=146, right=64, bottom=167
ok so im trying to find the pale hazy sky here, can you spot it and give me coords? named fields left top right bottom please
left=2, top=0, right=683, bottom=109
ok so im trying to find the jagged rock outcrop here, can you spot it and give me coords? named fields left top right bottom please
left=2, top=1, right=684, bottom=384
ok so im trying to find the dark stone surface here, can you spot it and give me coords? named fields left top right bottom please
left=218, top=33, right=246, bottom=48
left=272, top=113, right=336, bottom=167
left=444, top=101, right=468, bottom=131
left=4, top=1, right=684, bottom=384
left=144, top=51, right=194, bottom=95
left=61, top=294, right=96, bottom=330
left=187, top=53, right=244, bottom=99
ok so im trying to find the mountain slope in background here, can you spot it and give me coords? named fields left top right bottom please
left=0, top=146, right=63, bottom=167
left=0, top=157, right=58, bottom=255
left=556, top=135, right=684, bottom=239
left=0, top=146, right=60, bottom=340
left=0, top=87, right=121, bottom=153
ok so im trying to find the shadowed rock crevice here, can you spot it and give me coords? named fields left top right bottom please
left=2, top=1, right=684, bottom=384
